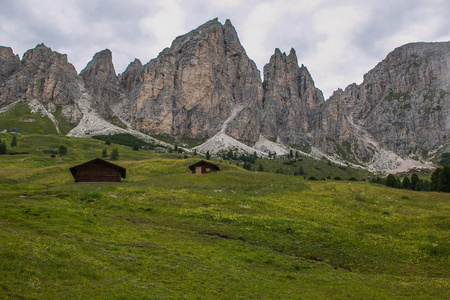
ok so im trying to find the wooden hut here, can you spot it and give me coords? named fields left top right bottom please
left=69, top=158, right=126, bottom=182
left=188, top=160, right=220, bottom=174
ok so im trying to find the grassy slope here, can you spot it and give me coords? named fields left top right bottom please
left=0, top=135, right=449, bottom=299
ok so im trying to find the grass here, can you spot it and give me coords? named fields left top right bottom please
left=0, top=134, right=449, bottom=299
left=0, top=102, right=59, bottom=135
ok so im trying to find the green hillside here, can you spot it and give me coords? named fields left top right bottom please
left=0, top=134, right=449, bottom=299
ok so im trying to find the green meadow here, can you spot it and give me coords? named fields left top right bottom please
left=0, top=133, right=449, bottom=299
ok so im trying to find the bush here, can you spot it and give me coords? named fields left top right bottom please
left=59, top=145, right=68, bottom=155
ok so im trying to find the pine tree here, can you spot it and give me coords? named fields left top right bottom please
left=11, top=135, right=17, bottom=148
left=0, top=141, right=6, bottom=155
left=111, top=148, right=119, bottom=160
left=132, top=142, right=139, bottom=151
left=257, top=163, right=264, bottom=172
left=441, top=165, right=450, bottom=192
left=385, top=174, right=398, bottom=188
left=206, top=151, right=211, bottom=160
left=102, top=148, right=108, bottom=157
left=105, top=138, right=111, bottom=146
left=411, top=174, right=419, bottom=190
left=298, top=166, right=305, bottom=175
left=402, top=176, right=411, bottom=189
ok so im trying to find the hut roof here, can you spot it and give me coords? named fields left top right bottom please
left=188, top=160, right=220, bottom=172
left=69, top=158, right=126, bottom=179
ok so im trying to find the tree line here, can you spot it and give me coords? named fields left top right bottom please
left=371, top=166, right=450, bottom=192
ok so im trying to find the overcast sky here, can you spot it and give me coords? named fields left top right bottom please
left=1, top=0, right=449, bottom=99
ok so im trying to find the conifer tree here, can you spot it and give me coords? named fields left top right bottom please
left=11, top=135, right=17, bottom=148
left=411, top=174, right=419, bottom=190
left=111, top=147, right=119, bottom=160
left=402, top=176, right=411, bottom=189
left=0, top=141, right=6, bottom=155
left=257, top=163, right=264, bottom=172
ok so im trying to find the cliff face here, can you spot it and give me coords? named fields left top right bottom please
left=118, top=18, right=263, bottom=142
left=80, top=49, right=125, bottom=118
left=0, top=44, right=83, bottom=124
left=261, top=48, right=324, bottom=146
left=0, top=19, right=449, bottom=169
left=0, top=47, right=20, bottom=86
left=316, top=42, right=450, bottom=161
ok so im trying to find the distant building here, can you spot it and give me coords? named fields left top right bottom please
left=69, top=158, right=126, bottom=182
left=188, top=160, right=220, bottom=174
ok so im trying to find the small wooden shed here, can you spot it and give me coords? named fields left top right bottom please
left=189, top=160, right=220, bottom=174
left=69, top=158, right=126, bottom=182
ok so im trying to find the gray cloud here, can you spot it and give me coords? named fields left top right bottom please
left=1, top=0, right=448, bottom=99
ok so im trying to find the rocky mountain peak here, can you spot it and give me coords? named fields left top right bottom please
left=0, top=46, right=20, bottom=85
left=261, top=47, right=324, bottom=146
left=0, top=43, right=81, bottom=108
left=80, top=49, right=124, bottom=117
left=0, top=20, right=448, bottom=172
left=80, top=49, right=117, bottom=85
left=118, top=18, right=262, bottom=143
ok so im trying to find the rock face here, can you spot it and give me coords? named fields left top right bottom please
left=117, top=18, right=263, bottom=142
left=0, top=47, right=20, bottom=86
left=315, top=42, right=450, bottom=161
left=80, top=49, right=125, bottom=118
left=0, top=44, right=83, bottom=124
left=0, top=20, right=449, bottom=170
left=261, top=48, right=324, bottom=146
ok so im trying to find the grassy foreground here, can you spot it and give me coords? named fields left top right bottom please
left=0, top=136, right=449, bottom=299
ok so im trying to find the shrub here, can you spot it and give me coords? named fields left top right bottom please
left=58, top=145, right=68, bottom=155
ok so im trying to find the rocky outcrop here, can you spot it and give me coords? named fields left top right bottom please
left=0, top=44, right=83, bottom=124
left=80, top=49, right=126, bottom=118
left=316, top=42, right=450, bottom=161
left=261, top=48, right=324, bottom=146
left=0, top=47, right=20, bottom=86
left=118, top=18, right=263, bottom=142
left=0, top=20, right=448, bottom=170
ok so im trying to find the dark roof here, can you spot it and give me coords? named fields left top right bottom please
left=188, top=160, right=220, bottom=171
left=69, top=158, right=126, bottom=179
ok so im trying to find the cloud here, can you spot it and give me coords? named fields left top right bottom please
left=139, top=0, right=187, bottom=54
left=1, top=0, right=449, bottom=98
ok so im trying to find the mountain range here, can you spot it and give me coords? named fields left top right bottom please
left=0, top=18, right=449, bottom=172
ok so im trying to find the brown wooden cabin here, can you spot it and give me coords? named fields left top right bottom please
left=69, top=158, right=126, bottom=182
left=189, top=160, right=220, bottom=174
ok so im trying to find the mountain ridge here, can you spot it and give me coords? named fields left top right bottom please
left=0, top=19, right=448, bottom=172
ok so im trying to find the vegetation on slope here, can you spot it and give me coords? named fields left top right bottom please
left=0, top=134, right=449, bottom=299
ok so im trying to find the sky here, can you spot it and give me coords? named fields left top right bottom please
left=1, top=0, right=449, bottom=99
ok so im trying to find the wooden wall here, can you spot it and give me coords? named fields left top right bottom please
left=75, top=164, right=121, bottom=182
